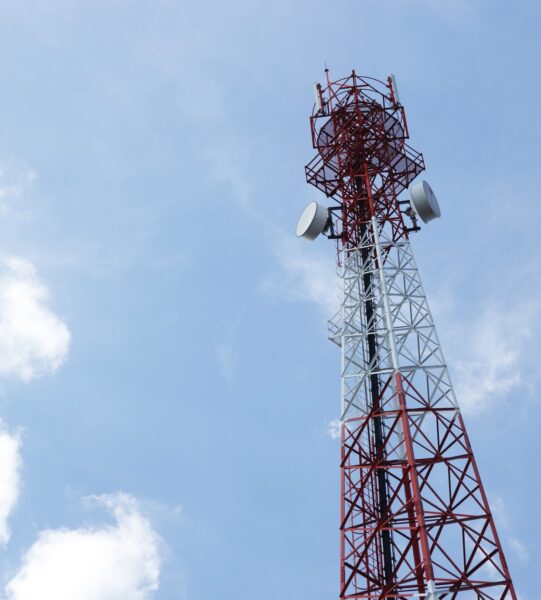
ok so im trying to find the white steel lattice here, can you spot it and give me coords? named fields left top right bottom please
left=330, top=218, right=457, bottom=423
left=328, top=217, right=514, bottom=599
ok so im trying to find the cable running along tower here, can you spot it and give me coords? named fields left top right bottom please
left=296, top=70, right=516, bottom=600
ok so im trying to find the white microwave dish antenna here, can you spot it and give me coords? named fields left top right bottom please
left=409, top=180, right=441, bottom=223
left=296, top=201, right=329, bottom=240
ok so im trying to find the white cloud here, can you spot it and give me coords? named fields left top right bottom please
left=450, top=307, right=531, bottom=414
left=262, top=237, right=338, bottom=316
left=4, top=493, right=162, bottom=600
left=0, top=257, right=70, bottom=381
left=0, top=422, right=22, bottom=546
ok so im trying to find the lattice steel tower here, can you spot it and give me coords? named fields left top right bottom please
left=296, top=70, right=516, bottom=600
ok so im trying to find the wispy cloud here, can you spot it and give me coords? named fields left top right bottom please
left=0, top=257, right=71, bottom=382
left=215, top=315, right=242, bottom=385
left=203, top=142, right=265, bottom=226
left=430, top=278, right=536, bottom=416
left=507, top=536, right=529, bottom=564
left=0, top=163, right=36, bottom=220
left=0, top=422, right=21, bottom=546
left=491, top=494, right=529, bottom=565
left=206, top=141, right=341, bottom=319
left=326, top=419, right=341, bottom=440
left=216, top=340, right=236, bottom=385
left=261, top=236, right=338, bottom=317
left=449, top=306, right=532, bottom=414
left=4, top=493, right=162, bottom=600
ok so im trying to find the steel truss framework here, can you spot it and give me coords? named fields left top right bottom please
left=305, top=71, right=516, bottom=600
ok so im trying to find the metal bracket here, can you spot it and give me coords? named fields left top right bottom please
left=324, top=205, right=343, bottom=240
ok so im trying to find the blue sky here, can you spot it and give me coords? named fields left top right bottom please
left=0, top=0, right=537, bottom=598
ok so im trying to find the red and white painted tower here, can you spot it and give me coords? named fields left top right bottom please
left=297, top=70, right=516, bottom=600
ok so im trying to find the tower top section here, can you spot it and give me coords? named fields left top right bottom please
left=304, top=70, right=426, bottom=249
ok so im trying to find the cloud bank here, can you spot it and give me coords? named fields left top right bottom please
left=4, top=493, right=161, bottom=600
left=0, top=257, right=70, bottom=381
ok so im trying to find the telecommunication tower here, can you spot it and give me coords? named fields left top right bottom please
left=296, top=70, right=516, bottom=600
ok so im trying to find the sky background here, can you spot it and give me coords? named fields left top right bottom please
left=0, top=0, right=537, bottom=598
